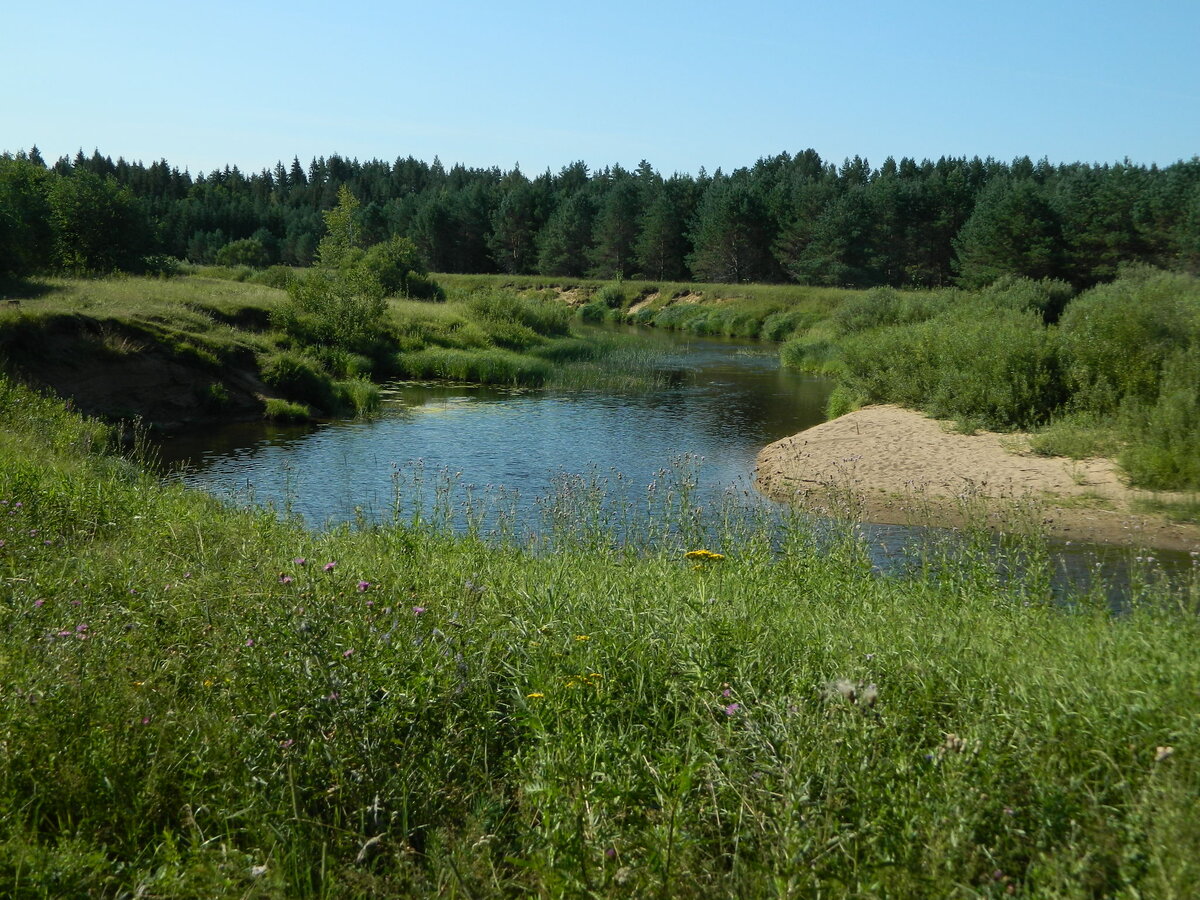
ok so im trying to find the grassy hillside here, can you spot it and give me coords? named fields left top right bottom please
left=1, top=375, right=1198, bottom=897
left=0, top=273, right=669, bottom=428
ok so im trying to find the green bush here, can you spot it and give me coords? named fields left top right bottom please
left=840, top=306, right=1063, bottom=429
left=274, top=268, right=388, bottom=351
left=1058, top=268, right=1200, bottom=415
left=252, top=265, right=294, bottom=290
left=831, top=286, right=950, bottom=335
left=215, top=238, right=269, bottom=269
left=260, top=350, right=335, bottom=411
left=1119, top=346, right=1200, bottom=489
left=977, top=275, right=1075, bottom=322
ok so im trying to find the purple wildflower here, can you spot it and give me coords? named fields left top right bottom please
left=33, top=599, right=44, bottom=608
left=245, top=638, right=255, bottom=647
left=342, top=648, right=355, bottom=658
left=724, top=703, right=740, bottom=716
left=293, top=557, right=307, bottom=566
left=357, top=580, right=370, bottom=592
left=412, top=606, right=427, bottom=616
left=279, top=574, right=293, bottom=585
left=323, top=561, right=336, bottom=572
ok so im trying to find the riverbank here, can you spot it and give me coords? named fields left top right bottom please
left=755, top=404, right=1200, bottom=553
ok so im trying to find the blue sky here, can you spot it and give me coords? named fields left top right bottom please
left=5, top=0, right=1198, bottom=177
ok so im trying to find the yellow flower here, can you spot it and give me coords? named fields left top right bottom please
left=526, top=692, right=545, bottom=699
left=575, top=634, right=590, bottom=642
left=588, top=673, right=602, bottom=679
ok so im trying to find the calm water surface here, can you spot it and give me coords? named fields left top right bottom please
left=155, top=329, right=1194, bottom=599
left=157, top=332, right=832, bottom=528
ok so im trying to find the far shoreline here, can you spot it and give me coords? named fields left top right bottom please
left=754, top=405, right=1200, bottom=554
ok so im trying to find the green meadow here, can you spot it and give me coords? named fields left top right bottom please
left=1, top=371, right=1199, bottom=897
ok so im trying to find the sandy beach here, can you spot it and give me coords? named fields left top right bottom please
left=755, top=404, right=1200, bottom=553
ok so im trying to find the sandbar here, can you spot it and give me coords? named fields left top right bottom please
left=755, top=405, right=1200, bottom=553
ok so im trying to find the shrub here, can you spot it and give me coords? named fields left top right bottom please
left=252, top=265, right=294, bottom=290
left=1118, top=346, right=1200, bottom=489
left=260, top=350, right=335, bottom=411
left=1058, top=268, right=1200, bottom=415
left=274, top=268, right=388, bottom=351
left=977, top=275, right=1075, bottom=322
left=839, top=306, right=1063, bottom=429
left=215, top=238, right=269, bottom=269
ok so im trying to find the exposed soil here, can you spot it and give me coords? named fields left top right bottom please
left=4, top=318, right=275, bottom=431
left=756, top=404, right=1200, bottom=553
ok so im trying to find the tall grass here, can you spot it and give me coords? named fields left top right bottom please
left=1, top=375, right=1198, bottom=897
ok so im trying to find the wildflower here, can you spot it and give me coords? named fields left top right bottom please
left=605, top=848, right=617, bottom=860
left=724, top=703, right=740, bottom=716
left=75, top=624, right=88, bottom=633
left=141, top=717, right=151, bottom=725
left=323, top=561, right=336, bottom=572
left=342, top=648, right=355, bottom=658
left=279, top=574, right=293, bottom=585
left=526, top=692, right=544, bottom=699
left=245, top=638, right=255, bottom=647
left=33, top=599, right=44, bottom=608
left=575, top=634, right=590, bottom=642
left=357, top=580, right=370, bottom=592
left=279, top=739, right=295, bottom=750
left=860, top=683, right=879, bottom=708
left=685, top=549, right=725, bottom=561
left=412, top=606, right=427, bottom=616
left=203, top=679, right=214, bottom=688
left=293, top=557, right=307, bottom=566
left=588, top=673, right=602, bottom=679
left=941, top=733, right=967, bottom=755
left=1155, top=745, right=1174, bottom=763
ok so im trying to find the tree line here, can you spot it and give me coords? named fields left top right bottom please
left=2, top=145, right=1198, bottom=289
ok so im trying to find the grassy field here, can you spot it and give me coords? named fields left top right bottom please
left=1, top=374, right=1199, bottom=897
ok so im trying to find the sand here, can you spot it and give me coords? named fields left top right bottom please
left=754, top=405, right=1200, bottom=553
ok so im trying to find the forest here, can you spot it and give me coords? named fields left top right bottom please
left=2, top=145, right=1198, bottom=288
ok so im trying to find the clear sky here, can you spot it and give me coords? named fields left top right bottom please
left=5, top=0, right=1198, bottom=178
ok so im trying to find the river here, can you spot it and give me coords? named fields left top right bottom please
left=154, top=328, right=1191, bottom=601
